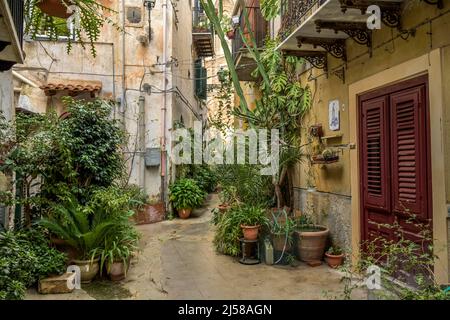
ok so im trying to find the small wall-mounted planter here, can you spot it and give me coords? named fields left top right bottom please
left=226, top=30, right=235, bottom=40
left=311, top=154, right=339, bottom=165
left=37, top=0, right=74, bottom=19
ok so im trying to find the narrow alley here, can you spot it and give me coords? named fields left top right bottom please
left=26, top=194, right=366, bottom=300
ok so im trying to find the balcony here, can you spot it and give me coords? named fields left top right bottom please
left=0, top=0, right=24, bottom=70
left=277, top=0, right=405, bottom=77
left=232, top=0, right=268, bottom=81
left=192, top=8, right=214, bottom=58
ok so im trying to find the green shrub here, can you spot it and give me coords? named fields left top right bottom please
left=215, top=164, right=272, bottom=207
left=0, top=228, right=67, bottom=300
left=169, top=178, right=206, bottom=210
left=191, top=165, right=217, bottom=193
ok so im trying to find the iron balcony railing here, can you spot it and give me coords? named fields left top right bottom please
left=232, top=4, right=267, bottom=59
left=279, top=0, right=327, bottom=41
left=7, top=0, right=24, bottom=48
left=192, top=8, right=213, bottom=34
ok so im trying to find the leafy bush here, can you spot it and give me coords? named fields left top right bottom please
left=336, top=219, right=450, bottom=300
left=0, top=228, right=67, bottom=300
left=215, top=164, right=273, bottom=207
left=53, top=98, right=125, bottom=197
left=191, top=165, right=217, bottom=193
left=169, top=178, right=206, bottom=210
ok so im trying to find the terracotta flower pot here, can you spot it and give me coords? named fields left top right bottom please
left=72, top=258, right=100, bottom=284
left=271, top=233, right=292, bottom=252
left=178, top=208, right=192, bottom=219
left=37, top=0, right=74, bottom=19
left=295, top=225, right=329, bottom=264
left=226, top=30, right=235, bottom=39
left=325, top=253, right=344, bottom=269
left=241, top=225, right=260, bottom=240
left=107, top=259, right=130, bottom=281
left=218, top=203, right=230, bottom=214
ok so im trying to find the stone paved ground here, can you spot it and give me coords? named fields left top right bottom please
left=26, top=194, right=367, bottom=300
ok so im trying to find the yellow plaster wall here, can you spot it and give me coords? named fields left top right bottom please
left=296, top=3, right=450, bottom=196
left=295, top=3, right=450, bottom=283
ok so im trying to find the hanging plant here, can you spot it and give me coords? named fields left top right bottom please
left=24, top=0, right=119, bottom=57
left=260, top=0, right=281, bottom=20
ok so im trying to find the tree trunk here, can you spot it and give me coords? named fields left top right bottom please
left=288, top=168, right=294, bottom=210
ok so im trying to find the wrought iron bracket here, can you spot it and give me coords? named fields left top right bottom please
left=284, top=50, right=328, bottom=72
left=297, top=37, right=347, bottom=62
left=330, top=66, right=346, bottom=84
left=423, top=0, right=444, bottom=9
left=338, top=0, right=402, bottom=29
left=315, top=20, right=372, bottom=52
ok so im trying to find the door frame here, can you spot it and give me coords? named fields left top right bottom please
left=357, top=74, right=432, bottom=244
left=348, top=49, right=448, bottom=283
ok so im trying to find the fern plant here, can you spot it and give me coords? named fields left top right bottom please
left=24, top=0, right=119, bottom=57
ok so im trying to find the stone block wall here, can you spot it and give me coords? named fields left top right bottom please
left=294, top=188, right=352, bottom=253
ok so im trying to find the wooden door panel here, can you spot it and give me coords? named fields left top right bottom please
left=361, top=96, right=390, bottom=212
left=359, top=76, right=431, bottom=248
left=390, top=85, right=428, bottom=221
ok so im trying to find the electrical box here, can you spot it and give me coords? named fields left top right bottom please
left=145, top=148, right=161, bottom=167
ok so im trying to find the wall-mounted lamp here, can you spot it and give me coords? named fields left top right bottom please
left=144, top=0, right=156, bottom=10
left=143, top=0, right=157, bottom=41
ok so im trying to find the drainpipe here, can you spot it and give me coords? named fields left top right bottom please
left=121, top=0, right=127, bottom=127
left=138, top=96, right=146, bottom=190
left=161, top=0, right=168, bottom=205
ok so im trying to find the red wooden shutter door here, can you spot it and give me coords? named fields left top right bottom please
left=390, top=85, right=428, bottom=221
left=361, top=96, right=390, bottom=212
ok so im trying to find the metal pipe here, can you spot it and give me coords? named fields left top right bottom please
left=160, top=0, right=168, bottom=205
left=12, top=71, right=39, bottom=88
left=121, top=0, right=126, bottom=126
left=138, top=96, right=146, bottom=190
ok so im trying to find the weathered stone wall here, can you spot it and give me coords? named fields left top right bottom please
left=294, top=188, right=352, bottom=252
left=20, top=0, right=200, bottom=202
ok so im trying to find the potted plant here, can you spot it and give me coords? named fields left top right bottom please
left=294, top=215, right=329, bottom=265
left=25, top=0, right=117, bottom=57
left=218, top=186, right=235, bottom=213
left=235, top=205, right=268, bottom=240
left=219, top=14, right=234, bottom=39
left=325, top=246, right=344, bottom=268
left=91, top=227, right=139, bottom=281
left=169, top=178, right=206, bottom=219
left=39, top=199, right=132, bottom=283
left=269, top=210, right=296, bottom=253
left=35, top=0, right=73, bottom=18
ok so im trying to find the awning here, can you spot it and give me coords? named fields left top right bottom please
left=40, top=80, right=102, bottom=97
